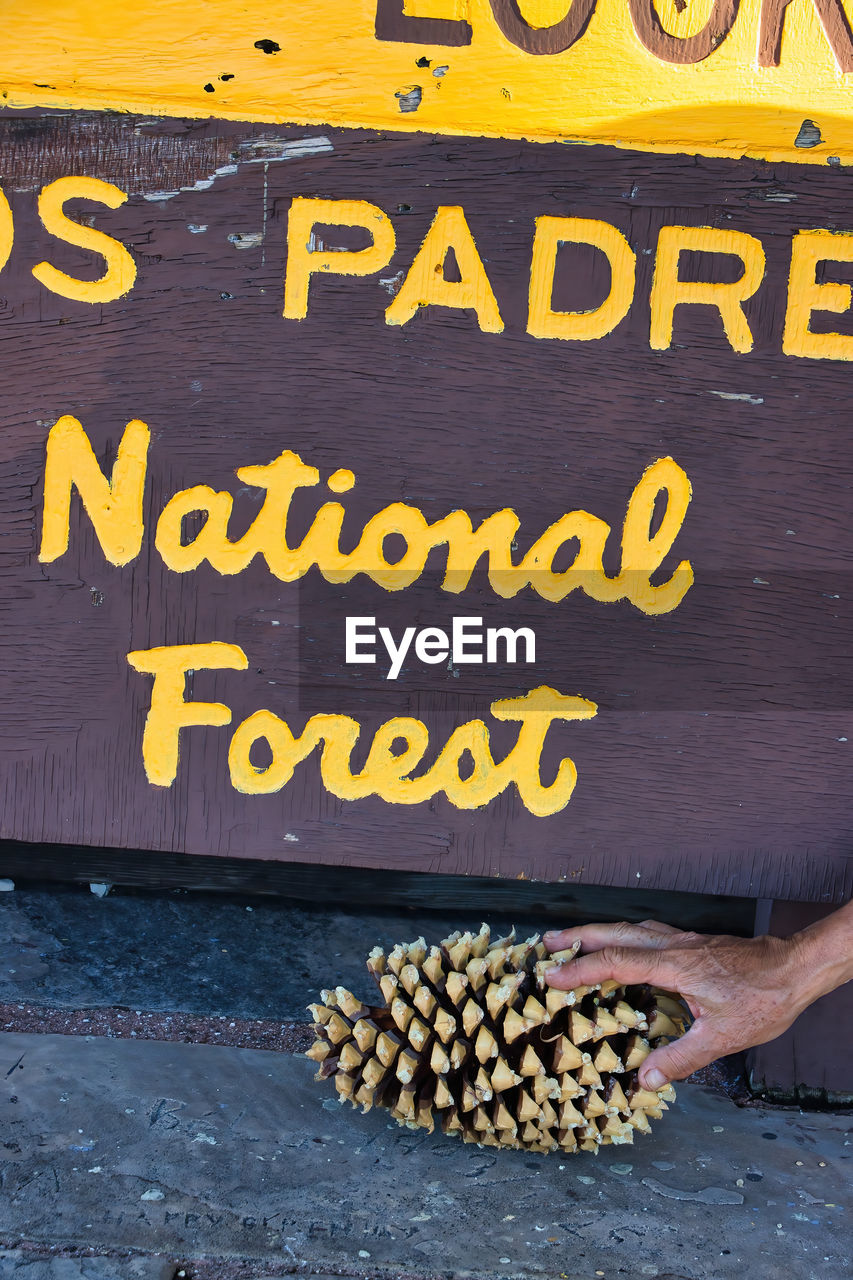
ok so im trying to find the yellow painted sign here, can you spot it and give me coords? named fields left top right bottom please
left=9, top=176, right=853, bottom=362
left=38, top=414, right=694, bottom=814
left=4, top=1, right=853, bottom=163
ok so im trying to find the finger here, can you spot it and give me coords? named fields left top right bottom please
left=638, top=1020, right=721, bottom=1088
left=544, top=944, right=681, bottom=991
left=636, top=918, right=682, bottom=936
left=543, top=922, right=685, bottom=956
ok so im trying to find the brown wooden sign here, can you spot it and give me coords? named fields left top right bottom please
left=1, top=110, right=851, bottom=903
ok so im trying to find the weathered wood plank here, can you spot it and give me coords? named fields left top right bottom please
left=0, top=840, right=756, bottom=935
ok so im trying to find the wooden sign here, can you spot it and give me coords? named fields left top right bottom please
left=1, top=4, right=852, bottom=905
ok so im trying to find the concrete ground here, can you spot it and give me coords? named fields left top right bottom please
left=0, top=884, right=850, bottom=1280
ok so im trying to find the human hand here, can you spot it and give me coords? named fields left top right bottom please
left=542, top=919, right=820, bottom=1090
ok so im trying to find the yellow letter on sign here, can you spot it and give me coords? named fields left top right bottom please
left=649, top=225, right=765, bottom=354
left=283, top=197, right=396, bottom=319
left=0, top=186, right=13, bottom=276
left=386, top=205, right=504, bottom=332
left=127, top=642, right=249, bottom=787
left=783, top=230, right=853, bottom=361
left=32, top=176, right=136, bottom=304
left=39, top=415, right=150, bottom=566
left=617, top=456, right=694, bottom=615
left=528, top=216, right=636, bottom=342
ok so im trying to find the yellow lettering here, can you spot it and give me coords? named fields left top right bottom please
left=783, top=229, right=853, bottom=361
left=0, top=185, right=13, bottom=276
left=226, top=683, right=595, bottom=814
left=649, top=225, right=765, bottom=353
left=426, top=508, right=524, bottom=597
left=127, top=641, right=248, bottom=786
left=283, top=197, right=396, bottom=319
left=522, top=510, right=615, bottom=604
left=32, top=176, right=136, bottom=304
left=235, top=452, right=324, bottom=577
left=154, top=485, right=236, bottom=573
left=429, top=718, right=507, bottom=809
left=356, top=717, right=432, bottom=801
left=155, top=450, right=322, bottom=578
left=386, top=205, right=504, bottom=332
left=616, top=456, right=694, bottom=614
left=311, top=713, right=370, bottom=800
left=289, top=501, right=352, bottom=583
left=346, top=502, right=433, bottom=590
left=150, top=446, right=691, bottom=616
left=228, top=708, right=327, bottom=794
left=39, top=414, right=150, bottom=565
left=528, top=216, right=636, bottom=342
left=491, top=686, right=598, bottom=817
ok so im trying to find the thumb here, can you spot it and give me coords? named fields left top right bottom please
left=638, top=1020, right=719, bottom=1089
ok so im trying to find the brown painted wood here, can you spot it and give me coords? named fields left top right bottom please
left=758, top=0, right=853, bottom=72
left=0, top=110, right=852, bottom=902
left=487, top=0, right=597, bottom=55
left=628, top=0, right=740, bottom=63
left=747, top=900, right=853, bottom=1100
left=375, top=0, right=472, bottom=46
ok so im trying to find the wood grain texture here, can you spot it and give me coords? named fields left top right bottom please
left=0, top=110, right=851, bottom=902
left=375, top=0, right=472, bottom=47
left=0, top=842, right=756, bottom=933
left=628, top=0, right=741, bottom=64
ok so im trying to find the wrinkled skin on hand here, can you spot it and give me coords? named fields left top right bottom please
left=543, top=908, right=853, bottom=1090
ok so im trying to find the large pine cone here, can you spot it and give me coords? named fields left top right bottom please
left=307, top=923, right=688, bottom=1154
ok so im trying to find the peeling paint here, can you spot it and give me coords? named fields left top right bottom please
left=795, top=119, right=822, bottom=149
left=379, top=271, right=404, bottom=296
left=140, top=137, right=332, bottom=202
left=708, top=391, right=764, bottom=405
left=238, top=135, right=333, bottom=162
left=396, top=87, right=422, bottom=114
left=227, top=231, right=264, bottom=249
left=142, top=162, right=238, bottom=202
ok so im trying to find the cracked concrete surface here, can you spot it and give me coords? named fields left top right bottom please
left=0, top=1252, right=175, bottom=1278
left=0, top=885, right=849, bottom=1278
left=1, top=1032, right=849, bottom=1280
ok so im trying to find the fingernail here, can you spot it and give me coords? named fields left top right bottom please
left=544, top=965, right=560, bottom=981
left=543, top=931, right=557, bottom=943
left=644, top=1067, right=668, bottom=1090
